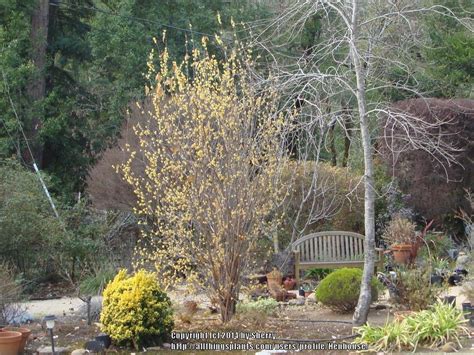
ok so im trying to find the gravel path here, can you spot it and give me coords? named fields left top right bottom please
left=23, top=296, right=102, bottom=320
left=19, top=285, right=469, bottom=322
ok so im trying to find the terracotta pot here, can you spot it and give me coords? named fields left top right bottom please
left=304, top=291, right=313, bottom=298
left=266, top=269, right=283, bottom=290
left=4, top=327, right=31, bottom=352
left=283, top=278, right=296, bottom=291
left=0, top=330, right=22, bottom=355
left=391, top=244, right=412, bottom=264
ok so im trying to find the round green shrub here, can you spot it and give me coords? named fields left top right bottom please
left=100, top=269, right=174, bottom=349
left=315, top=268, right=380, bottom=313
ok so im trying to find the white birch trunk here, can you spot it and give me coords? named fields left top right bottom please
left=350, top=0, right=376, bottom=326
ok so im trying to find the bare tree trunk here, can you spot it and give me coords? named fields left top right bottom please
left=351, top=0, right=376, bottom=326
left=342, top=104, right=352, bottom=167
left=273, top=226, right=279, bottom=253
left=219, top=281, right=238, bottom=323
left=328, top=123, right=337, bottom=166
left=220, top=296, right=237, bottom=323
left=26, top=0, right=49, bottom=167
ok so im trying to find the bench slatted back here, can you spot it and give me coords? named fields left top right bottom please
left=292, top=231, right=366, bottom=262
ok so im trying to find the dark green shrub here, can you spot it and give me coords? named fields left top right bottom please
left=315, top=268, right=379, bottom=313
left=0, top=160, right=114, bottom=287
left=0, top=160, right=65, bottom=281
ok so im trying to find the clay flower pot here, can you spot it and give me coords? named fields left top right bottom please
left=5, top=327, right=31, bottom=352
left=266, top=268, right=283, bottom=290
left=283, top=277, right=296, bottom=291
left=391, top=244, right=412, bottom=264
left=0, top=330, right=22, bottom=354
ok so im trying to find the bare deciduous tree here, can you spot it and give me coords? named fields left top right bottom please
left=252, top=0, right=471, bottom=324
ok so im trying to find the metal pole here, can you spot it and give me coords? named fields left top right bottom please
left=33, top=163, right=60, bottom=219
left=50, top=328, right=55, bottom=355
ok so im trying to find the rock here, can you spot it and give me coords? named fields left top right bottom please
left=37, top=346, right=69, bottom=354
left=448, top=249, right=459, bottom=260
left=288, top=298, right=305, bottom=306
left=440, top=342, right=458, bottom=352
left=71, top=349, right=88, bottom=355
left=456, top=252, right=471, bottom=270
left=305, top=297, right=316, bottom=305
left=84, top=340, right=104, bottom=352
left=78, top=297, right=103, bottom=322
left=146, top=343, right=171, bottom=350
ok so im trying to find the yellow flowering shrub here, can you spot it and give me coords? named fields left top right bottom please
left=100, top=269, right=174, bottom=349
left=117, top=34, right=291, bottom=323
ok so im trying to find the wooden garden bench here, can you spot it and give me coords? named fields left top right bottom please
left=291, top=231, right=384, bottom=285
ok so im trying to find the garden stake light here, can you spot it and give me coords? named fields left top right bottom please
left=44, top=315, right=56, bottom=355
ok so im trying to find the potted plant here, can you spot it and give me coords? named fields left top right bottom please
left=430, top=257, right=450, bottom=285
left=382, top=217, right=417, bottom=265
left=301, top=281, right=316, bottom=298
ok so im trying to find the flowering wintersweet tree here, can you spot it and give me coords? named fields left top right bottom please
left=118, top=37, right=288, bottom=322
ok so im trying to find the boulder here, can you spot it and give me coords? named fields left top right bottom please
left=456, top=252, right=471, bottom=270
left=71, top=350, right=88, bottom=355
left=37, top=346, right=69, bottom=355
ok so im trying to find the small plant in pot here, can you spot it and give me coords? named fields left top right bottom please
left=301, top=281, right=317, bottom=297
left=430, top=257, right=450, bottom=285
left=382, top=217, right=417, bottom=265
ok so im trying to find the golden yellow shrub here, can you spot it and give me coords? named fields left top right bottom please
left=100, top=269, right=174, bottom=349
